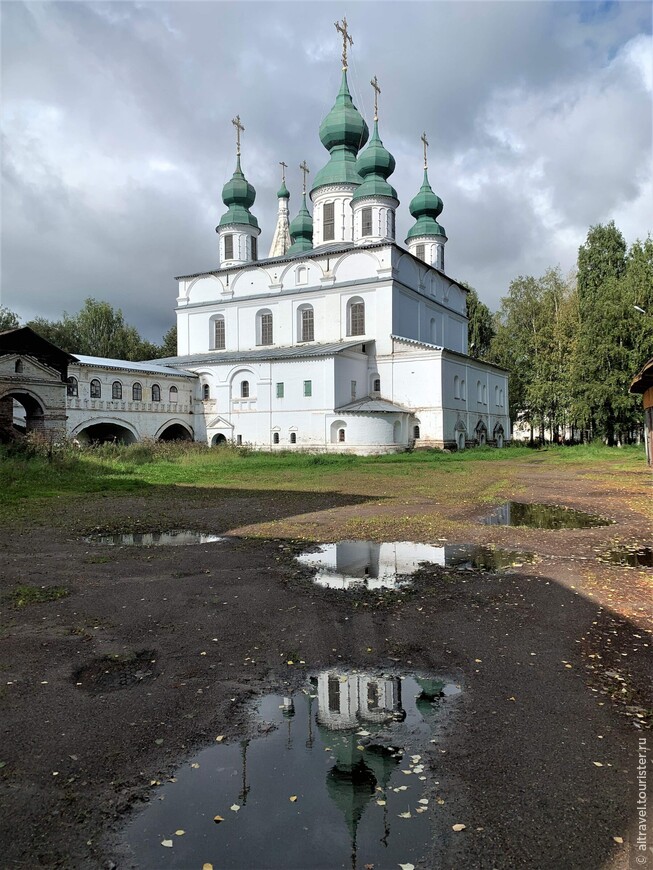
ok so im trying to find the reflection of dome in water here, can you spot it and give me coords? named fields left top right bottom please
left=326, top=758, right=377, bottom=842
left=415, top=677, right=445, bottom=719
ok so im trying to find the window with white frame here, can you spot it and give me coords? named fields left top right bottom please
left=276, top=382, right=284, bottom=399
left=361, top=207, right=372, bottom=237
left=151, top=384, right=160, bottom=402
left=241, top=380, right=249, bottom=398
left=303, top=380, right=312, bottom=397
left=132, top=382, right=142, bottom=401
left=67, top=377, right=78, bottom=397
left=112, top=381, right=122, bottom=400
left=300, top=305, right=314, bottom=342
left=214, top=316, right=225, bottom=350
left=348, top=298, right=365, bottom=336
left=251, top=236, right=257, bottom=261
left=90, top=379, right=101, bottom=399
left=323, top=202, right=335, bottom=241
left=224, top=234, right=234, bottom=260
left=169, top=385, right=178, bottom=403
left=257, top=310, right=273, bottom=346
left=415, top=244, right=425, bottom=261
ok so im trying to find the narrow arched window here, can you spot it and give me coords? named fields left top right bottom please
left=90, top=379, right=101, bottom=399
left=290, top=432, right=297, bottom=444
left=500, top=389, right=504, bottom=407
left=348, top=298, right=365, bottom=336
left=132, top=382, right=142, bottom=401
left=338, top=428, right=346, bottom=443
left=169, top=385, right=178, bottom=403
left=273, top=432, right=280, bottom=444
left=300, top=306, right=314, bottom=342
left=257, top=310, right=273, bottom=346
left=413, top=425, right=420, bottom=439
left=251, top=236, right=258, bottom=262
left=224, top=234, right=234, bottom=260
left=67, top=376, right=78, bottom=397
left=151, top=384, right=160, bottom=402
left=373, top=378, right=381, bottom=393
left=477, top=381, right=482, bottom=402
left=296, top=266, right=307, bottom=285
left=15, top=359, right=23, bottom=373
left=482, top=384, right=487, bottom=404
left=461, top=379, right=466, bottom=400
left=112, top=381, right=122, bottom=400
left=361, top=207, right=373, bottom=237
left=388, top=210, right=395, bottom=238
left=241, top=380, right=249, bottom=398
left=454, top=375, right=460, bottom=399
left=214, top=316, right=225, bottom=350
left=323, top=202, right=335, bottom=241
left=495, top=385, right=499, bottom=405
left=202, top=384, right=210, bottom=400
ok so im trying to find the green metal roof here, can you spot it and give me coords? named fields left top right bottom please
left=405, top=168, right=445, bottom=240
left=352, top=120, right=398, bottom=202
left=277, top=180, right=290, bottom=199
left=218, top=155, right=259, bottom=229
left=311, top=70, right=368, bottom=195
left=287, top=192, right=313, bottom=254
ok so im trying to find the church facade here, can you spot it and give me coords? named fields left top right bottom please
left=1, top=29, right=509, bottom=452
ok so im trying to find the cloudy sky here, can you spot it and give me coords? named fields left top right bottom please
left=2, top=1, right=651, bottom=342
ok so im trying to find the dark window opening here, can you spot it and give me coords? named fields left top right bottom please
left=202, top=384, right=210, bottom=400
left=112, top=381, right=122, bottom=400
left=323, top=202, right=335, bottom=241
left=224, top=234, right=234, bottom=260
left=251, top=236, right=257, bottom=261
left=151, top=384, right=160, bottom=402
left=290, top=432, right=297, bottom=444
left=413, top=425, right=420, bottom=439
left=373, top=378, right=381, bottom=392
left=214, top=318, right=225, bottom=350
left=67, top=377, right=78, bottom=397
left=349, top=301, right=365, bottom=335
left=338, top=428, right=346, bottom=443
left=15, top=359, right=23, bottom=373
left=132, top=382, right=142, bottom=402
left=273, top=432, right=280, bottom=444
left=169, top=386, right=178, bottom=403
left=301, top=307, right=314, bottom=342
left=328, top=676, right=340, bottom=712
left=241, top=380, right=249, bottom=398
left=361, top=207, right=372, bottom=237
left=90, top=379, right=101, bottom=399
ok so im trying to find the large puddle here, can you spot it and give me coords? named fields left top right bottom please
left=601, top=546, right=653, bottom=568
left=85, top=531, right=223, bottom=546
left=121, top=670, right=461, bottom=869
left=296, top=540, right=531, bottom=589
left=481, top=502, right=612, bottom=529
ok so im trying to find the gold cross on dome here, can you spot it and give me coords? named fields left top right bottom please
left=232, top=115, right=244, bottom=156
left=299, top=160, right=310, bottom=194
left=421, top=131, right=429, bottom=169
left=279, top=161, right=287, bottom=183
left=370, top=75, right=381, bottom=121
left=335, top=17, right=353, bottom=70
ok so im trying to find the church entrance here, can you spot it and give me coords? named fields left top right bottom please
left=211, top=433, right=228, bottom=446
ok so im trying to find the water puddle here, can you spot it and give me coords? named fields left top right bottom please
left=296, top=540, right=531, bottom=589
left=121, top=669, right=461, bottom=868
left=601, top=546, right=653, bottom=568
left=84, top=531, right=224, bottom=546
left=481, top=502, right=612, bottom=529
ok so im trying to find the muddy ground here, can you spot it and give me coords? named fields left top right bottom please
left=0, top=457, right=651, bottom=869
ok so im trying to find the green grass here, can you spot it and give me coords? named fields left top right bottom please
left=12, top=584, right=70, bottom=608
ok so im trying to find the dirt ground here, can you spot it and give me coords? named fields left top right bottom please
left=0, top=456, right=651, bottom=869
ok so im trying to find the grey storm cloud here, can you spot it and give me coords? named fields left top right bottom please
left=1, top=1, right=651, bottom=342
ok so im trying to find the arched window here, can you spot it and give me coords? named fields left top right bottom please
left=477, top=381, right=482, bottom=402
left=347, top=298, right=365, bottom=336
left=90, top=379, right=101, bottom=399
left=299, top=305, right=314, bottom=342
left=67, top=376, right=78, bottom=397
left=361, top=207, right=373, bottom=237
left=241, top=380, right=249, bottom=398
left=413, top=425, right=420, bottom=439
left=495, top=385, right=499, bottom=405
left=323, top=202, right=335, bottom=241
left=273, top=432, right=280, bottom=444
left=290, top=432, right=297, bottom=444
left=213, top=316, right=225, bottom=350
left=454, top=375, right=460, bottom=399
left=202, top=384, right=210, bottom=400
left=461, top=379, right=466, bottom=400
left=296, top=266, right=308, bottom=285
left=169, top=386, right=178, bottom=403
left=373, top=377, right=381, bottom=393
left=251, top=236, right=258, bottom=262
left=112, top=381, right=122, bottom=400
left=482, top=384, right=487, bottom=404
left=151, top=384, right=160, bottom=402
left=499, top=389, right=504, bottom=407
left=338, top=428, right=346, bottom=443
left=257, top=310, right=273, bottom=346
left=14, top=359, right=23, bottom=373
left=132, top=382, right=142, bottom=401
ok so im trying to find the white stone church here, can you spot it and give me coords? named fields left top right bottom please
left=1, top=36, right=509, bottom=453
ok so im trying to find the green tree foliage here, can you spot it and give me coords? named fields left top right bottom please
left=577, top=221, right=626, bottom=305
left=0, top=307, right=20, bottom=331
left=159, top=324, right=178, bottom=358
left=26, top=298, right=166, bottom=361
left=465, top=287, right=495, bottom=359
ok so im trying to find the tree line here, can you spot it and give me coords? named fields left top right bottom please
left=0, top=298, right=177, bottom=362
left=466, top=222, right=653, bottom=445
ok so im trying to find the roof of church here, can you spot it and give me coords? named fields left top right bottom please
left=336, top=395, right=409, bottom=414
left=72, top=355, right=196, bottom=377
left=154, top=340, right=365, bottom=367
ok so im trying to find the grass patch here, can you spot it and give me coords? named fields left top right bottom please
left=12, top=584, right=70, bottom=608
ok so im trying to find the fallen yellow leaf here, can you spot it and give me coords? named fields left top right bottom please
left=203, top=865, right=213, bottom=870
left=452, top=823, right=466, bottom=832
left=613, top=836, right=623, bottom=844
left=174, top=830, right=185, bottom=836
left=161, top=839, right=173, bottom=848
left=213, top=815, right=224, bottom=823
left=289, top=795, right=298, bottom=802
left=215, top=735, right=224, bottom=742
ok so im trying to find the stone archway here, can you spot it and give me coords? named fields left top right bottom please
left=212, top=433, right=228, bottom=447
left=0, top=391, right=46, bottom=442
left=75, top=422, right=137, bottom=445
left=157, top=423, right=193, bottom=442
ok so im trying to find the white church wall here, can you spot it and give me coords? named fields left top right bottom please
left=334, top=352, right=371, bottom=407
left=186, top=275, right=224, bottom=304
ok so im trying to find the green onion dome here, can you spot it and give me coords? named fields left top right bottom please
left=218, top=156, right=259, bottom=229
left=405, top=169, right=445, bottom=240
left=311, top=70, right=369, bottom=195
left=287, top=193, right=314, bottom=255
left=352, top=119, right=397, bottom=202
left=277, top=179, right=290, bottom=199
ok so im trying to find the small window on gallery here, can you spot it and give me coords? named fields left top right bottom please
left=67, top=376, right=78, bottom=397
left=241, top=380, right=250, bottom=398
left=132, top=382, right=142, bottom=401
left=276, top=382, right=284, bottom=398
left=303, top=380, right=312, bottom=397
left=112, top=381, right=122, bottom=400
left=90, top=379, right=102, bottom=399
left=151, top=384, right=160, bottom=402
left=361, top=207, right=373, bottom=237
left=224, top=234, right=234, bottom=260
left=290, top=432, right=297, bottom=444
left=202, top=384, right=210, bottom=400
left=323, top=202, right=335, bottom=241
left=214, top=317, right=225, bottom=350
left=273, top=432, right=280, bottom=444
left=169, top=385, right=178, bottom=403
